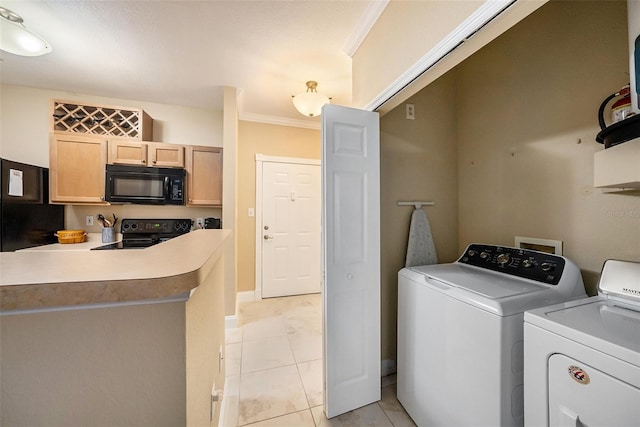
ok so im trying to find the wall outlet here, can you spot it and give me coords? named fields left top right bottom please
left=196, top=218, right=204, bottom=229
left=86, top=215, right=94, bottom=226
left=406, top=103, right=415, bottom=120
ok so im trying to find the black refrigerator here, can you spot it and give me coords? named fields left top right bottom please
left=1, top=158, right=65, bottom=252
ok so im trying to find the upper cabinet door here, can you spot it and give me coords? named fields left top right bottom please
left=50, top=134, right=108, bottom=204
left=148, top=142, right=185, bottom=168
left=108, top=140, right=148, bottom=166
left=186, top=146, right=223, bottom=207
left=107, top=141, right=185, bottom=168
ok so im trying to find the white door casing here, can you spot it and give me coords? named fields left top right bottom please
left=255, top=155, right=321, bottom=300
left=322, top=104, right=381, bottom=418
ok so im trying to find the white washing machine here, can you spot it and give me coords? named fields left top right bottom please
left=524, top=259, right=640, bottom=426
left=397, top=244, right=587, bottom=427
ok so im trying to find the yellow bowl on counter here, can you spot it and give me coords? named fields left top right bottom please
left=55, top=230, right=87, bottom=244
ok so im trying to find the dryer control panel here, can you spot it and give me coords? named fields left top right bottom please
left=458, top=244, right=565, bottom=285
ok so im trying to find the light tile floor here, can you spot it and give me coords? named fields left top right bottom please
left=221, top=293, right=416, bottom=427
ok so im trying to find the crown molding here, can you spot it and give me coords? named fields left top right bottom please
left=239, top=111, right=321, bottom=130
left=342, top=0, right=390, bottom=58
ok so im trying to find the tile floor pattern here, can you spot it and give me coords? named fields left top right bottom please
left=221, top=293, right=416, bottom=427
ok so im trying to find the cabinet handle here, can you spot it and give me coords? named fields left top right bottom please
left=141, top=160, right=146, bottom=164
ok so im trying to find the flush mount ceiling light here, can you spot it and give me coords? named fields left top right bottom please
left=0, top=6, right=52, bottom=56
left=292, top=81, right=331, bottom=118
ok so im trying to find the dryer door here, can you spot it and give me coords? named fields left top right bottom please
left=548, top=354, right=640, bottom=426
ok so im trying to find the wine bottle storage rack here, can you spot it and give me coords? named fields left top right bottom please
left=51, top=100, right=153, bottom=140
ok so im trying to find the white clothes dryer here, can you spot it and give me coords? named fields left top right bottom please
left=397, top=244, right=587, bottom=427
left=524, top=259, right=640, bottom=426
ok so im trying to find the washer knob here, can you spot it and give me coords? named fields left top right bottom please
left=480, top=251, right=490, bottom=259
left=497, top=253, right=510, bottom=265
left=522, top=259, right=534, bottom=268
left=541, top=262, right=555, bottom=272
left=468, top=250, right=477, bottom=257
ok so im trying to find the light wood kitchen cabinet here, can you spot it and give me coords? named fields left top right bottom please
left=108, top=140, right=185, bottom=168
left=50, top=134, right=108, bottom=204
left=51, top=99, right=153, bottom=141
left=108, top=139, right=148, bottom=166
left=148, top=142, right=185, bottom=168
left=186, top=146, right=223, bottom=207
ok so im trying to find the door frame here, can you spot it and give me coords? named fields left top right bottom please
left=254, top=154, right=321, bottom=300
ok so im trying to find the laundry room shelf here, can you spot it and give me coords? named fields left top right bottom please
left=594, top=137, right=640, bottom=189
left=51, top=99, right=153, bottom=141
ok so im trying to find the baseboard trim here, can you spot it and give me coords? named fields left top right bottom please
left=225, top=315, right=238, bottom=329
left=236, top=291, right=256, bottom=303
left=381, top=359, right=397, bottom=377
left=225, top=291, right=257, bottom=329
left=218, top=377, right=231, bottom=427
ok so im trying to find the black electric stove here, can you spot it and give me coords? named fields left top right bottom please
left=92, top=218, right=192, bottom=250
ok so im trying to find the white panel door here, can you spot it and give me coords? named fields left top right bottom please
left=322, top=104, right=381, bottom=418
left=262, top=161, right=321, bottom=298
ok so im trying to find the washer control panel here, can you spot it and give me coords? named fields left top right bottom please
left=458, top=244, right=565, bottom=285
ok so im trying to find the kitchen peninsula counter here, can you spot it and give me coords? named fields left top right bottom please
left=0, top=229, right=228, bottom=311
left=0, top=229, right=229, bottom=427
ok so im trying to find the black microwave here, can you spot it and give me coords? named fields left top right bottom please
left=105, top=164, right=185, bottom=205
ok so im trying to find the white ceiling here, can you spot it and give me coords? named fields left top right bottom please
left=0, top=0, right=384, bottom=126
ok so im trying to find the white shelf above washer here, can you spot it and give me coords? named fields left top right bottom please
left=594, top=137, right=640, bottom=189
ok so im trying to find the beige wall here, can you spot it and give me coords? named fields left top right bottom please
left=378, top=0, right=639, bottom=363
left=0, top=84, right=224, bottom=229
left=373, top=0, right=547, bottom=116
left=237, top=121, right=320, bottom=293
left=456, top=0, right=638, bottom=294
left=352, top=0, right=484, bottom=109
left=1, top=301, right=187, bottom=426
left=379, top=71, right=460, bottom=362
left=0, top=85, right=223, bottom=166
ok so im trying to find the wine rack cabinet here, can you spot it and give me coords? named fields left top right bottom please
left=51, top=99, right=153, bottom=140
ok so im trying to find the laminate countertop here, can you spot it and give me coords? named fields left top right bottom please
left=0, top=229, right=229, bottom=312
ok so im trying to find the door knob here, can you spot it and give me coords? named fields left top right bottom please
left=264, top=235, right=274, bottom=240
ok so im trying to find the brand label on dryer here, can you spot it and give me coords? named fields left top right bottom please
left=568, top=365, right=590, bottom=385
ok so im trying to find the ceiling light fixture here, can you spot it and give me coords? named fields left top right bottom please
left=292, top=81, right=331, bottom=118
left=0, top=6, right=52, bottom=56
